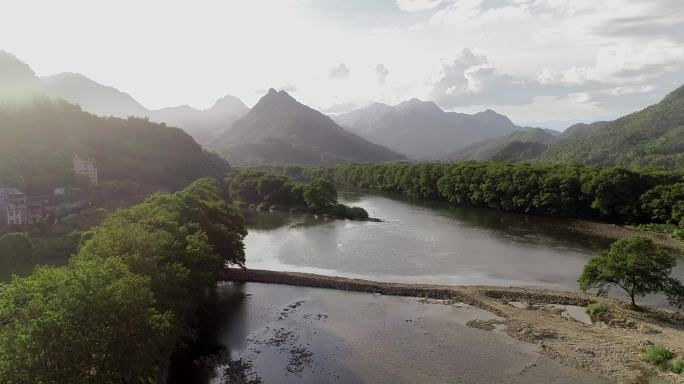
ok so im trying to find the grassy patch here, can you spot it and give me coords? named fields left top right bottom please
left=644, top=345, right=675, bottom=370
left=585, top=302, right=608, bottom=316
left=667, top=359, right=684, bottom=374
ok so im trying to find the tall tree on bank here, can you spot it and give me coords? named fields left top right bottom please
left=578, top=237, right=683, bottom=308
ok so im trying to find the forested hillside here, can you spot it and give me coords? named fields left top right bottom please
left=449, top=128, right=556, bottom=162
left=299, top=163, right=684, bottom=227
left=541, top=85, right=684, bottom=168
left=0, top=98, right=230, bottom=194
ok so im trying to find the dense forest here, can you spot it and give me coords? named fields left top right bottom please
left=0, top=178, right=246, bottom=383
left=225, top=170, right=370, bottom=220
left=0, top=98, right=230, bottom=194
left=541, top=84, right=684, bottom=168
left=291, top=162, right=684, bottom=237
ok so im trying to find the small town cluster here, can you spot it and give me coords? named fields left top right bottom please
left=0, top=155, right=97, bottom=230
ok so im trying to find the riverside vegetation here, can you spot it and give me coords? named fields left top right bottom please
left=225, top=170, right=371, bottom=220
left=293, top=162, right=684, bottom=240
left=0, top=178, right=246, bottom=383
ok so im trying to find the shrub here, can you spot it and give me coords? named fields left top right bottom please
left=0, top=232, right=33, bottom=265
left=345, top=206, right=369, bottom=220
left=644, top=345, right=675, bottom=367
left=585, top=303, right=608, bottom=317
left=668, top=359, right=684, bottom=374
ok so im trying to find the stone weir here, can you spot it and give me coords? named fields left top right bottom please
left=222, top=268, right=684, bottom=384
left=221, top=268, right=592, bottom=313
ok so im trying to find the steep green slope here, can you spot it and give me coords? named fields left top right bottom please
left=0, top=98, right=229, bottom=194
left=541, top=85, right=684, bottom=168
left=449, top=128, right=556, bottom=162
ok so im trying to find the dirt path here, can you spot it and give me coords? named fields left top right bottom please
left=223, top=268, right=684, bottom=383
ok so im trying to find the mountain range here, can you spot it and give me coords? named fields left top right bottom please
left=333, top=100, right=528, bottom=159
left=5, top=49, right=684, bottom=169
left=42, top=73, right=249, bottom=144
left=0, top=51, right=230, bottom=194
left=208, top=89, right=405, bottom=165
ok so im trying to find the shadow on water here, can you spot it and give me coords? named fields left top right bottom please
left=168, top=282, right=250, bottom=384
left=339, top=189, right=612, bottom=252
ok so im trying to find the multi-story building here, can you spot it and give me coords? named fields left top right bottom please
left=0, top=188, right=27, bottom=229
left=73, top=155, right=98, bottom=185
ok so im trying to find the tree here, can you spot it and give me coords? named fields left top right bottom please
left=0, top=257, right=173, bottom=384
left=303, top=179, right=337, bottom=212
left=0, top=232, right=33, bottom=265
left=578, top=237, right=681, bottom=308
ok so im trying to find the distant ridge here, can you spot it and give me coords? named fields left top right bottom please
left=0, top=52, right=230, bottom=194
left=42, top=73, right=249, bottom=144
left=207, top=89, right=405, bottom=165
left=448, top=128, right=557, bottom=162
left=541, top=84, right=684, bottom=168
left=333, top=100, right=524, bottom=159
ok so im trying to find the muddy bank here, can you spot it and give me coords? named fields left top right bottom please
left=223, top=268, right=684, bottom=383
left=566, top=220, right=684, bottom=251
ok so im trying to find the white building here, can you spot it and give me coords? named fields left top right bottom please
left=73, top=155, right=98, bottom=185
left=0, top=188, right=27, bottom=228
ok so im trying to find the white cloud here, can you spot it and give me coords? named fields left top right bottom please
left=329, top=63, right=351, bottom=79
left=3, top=0, right=683, bottom=122
left=375, top=64, right=390, bottom=85
left=396, top=0, right=443, bottom=12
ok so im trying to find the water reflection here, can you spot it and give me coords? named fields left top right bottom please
left=244, top=192, right=617, bottom=290
left=168, top=283, right=249, bottom=383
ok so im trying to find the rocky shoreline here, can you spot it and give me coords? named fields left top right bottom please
left=223, top=268, right=684, bottom=383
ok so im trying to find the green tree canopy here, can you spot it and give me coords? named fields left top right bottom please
left=0, top=232, right=33, bottom=266
left=0, top=256, right=173, bottom=384
left=578, top=237, right=682, bottom=308
left=303, top=178, right=337, bottom=212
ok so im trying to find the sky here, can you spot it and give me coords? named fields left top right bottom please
left=2, top=0, right=683, bottom=125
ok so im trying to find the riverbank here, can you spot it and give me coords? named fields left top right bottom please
left=566, top=219, right=684, bottom=251
left=223, top=268, right=684, bottom=383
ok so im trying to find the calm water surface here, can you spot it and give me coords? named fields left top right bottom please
left=168, top=282, right=609, bottom=384
left=245, top=191, right=683, bottom=292
left=169, top=192, right=681, bottom=383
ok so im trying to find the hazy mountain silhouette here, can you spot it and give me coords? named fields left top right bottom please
left=333, top=99, right=523, bottom=159
left=42, top=73, right=248, bottom=144
left=43, top=73, right=149, bottom=117
left=0, top=50, right=44, bottom=101
left=449, top=128, right=557, bottom=162
left=0, top=52, right=229, bottom=194
left=208, top=89, right=405, bottom=165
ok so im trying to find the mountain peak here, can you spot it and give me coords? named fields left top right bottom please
left=473, top=108, right=514, bottom=126
left=210, top=94, right=248, bottom=113
left=396, top=98, right=443, bottom=115
left=0, top=50, right=44, bottom=101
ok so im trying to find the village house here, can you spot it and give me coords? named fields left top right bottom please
left=0, top=188, right=27, bottom=229
left=73, top=155, right=98, bottom=185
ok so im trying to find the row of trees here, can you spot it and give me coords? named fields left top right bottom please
left=0, top=178, right=246, bottom=383
left=296, top=162, right=684, bottom=227
left=225, top=170, right=369, bottom=220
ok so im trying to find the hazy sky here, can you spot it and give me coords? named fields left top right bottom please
left=2, top=0, right=683, bottom=124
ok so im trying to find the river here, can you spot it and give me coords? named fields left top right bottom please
left=168, top=191, right=682, bottom=383
left=244, top=191, right=683, bottom=293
